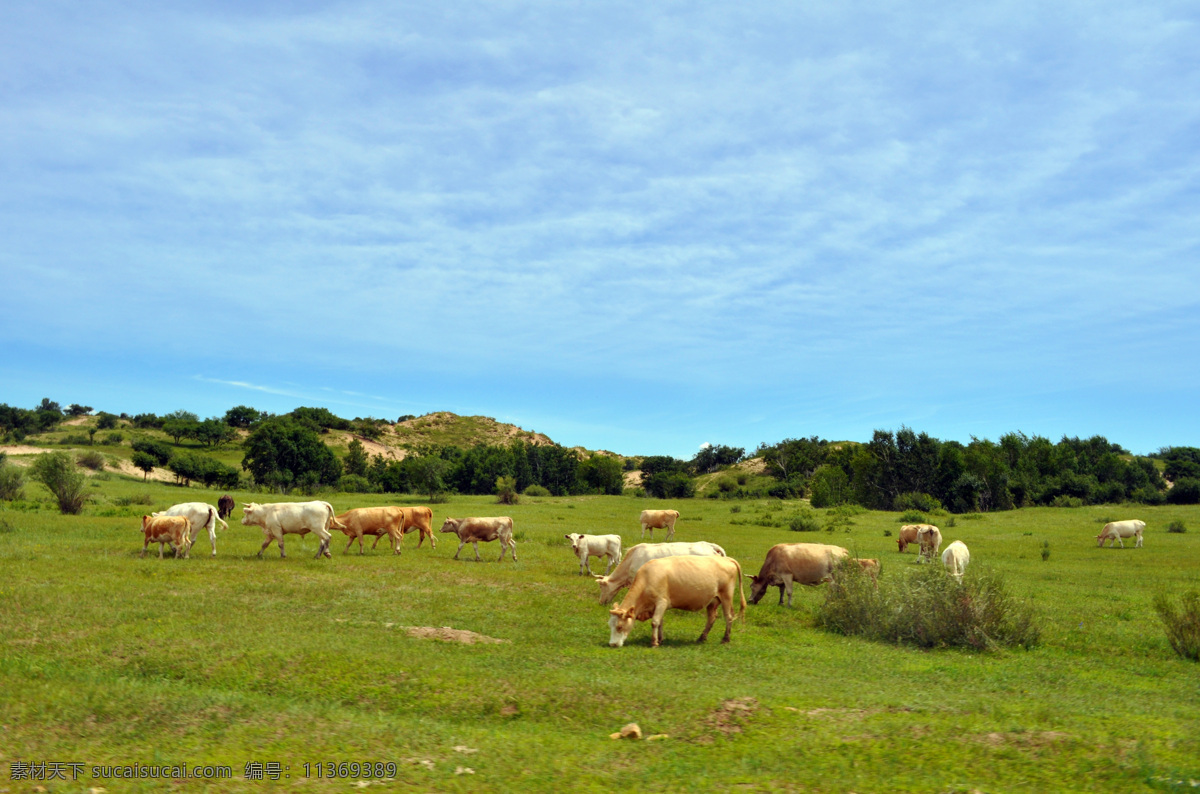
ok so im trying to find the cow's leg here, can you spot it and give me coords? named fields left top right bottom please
left=1116, top=535, right=1125, bottom=549
left=472, top=541, right=481, bottom=562
left=720, top=594, right=735, bottom=643
left=783, top=575, right=795, bottom=607
left=343, top=535, right=356, bottom=554
left=207, top=522, right=217, bottom=557
left=371, top=533, right=384, bottom=551
left=454, top=540, right=466, bottom=560
left=141, top=539, right=149, bottom=558
left=641, top=523, right=649, bottom=540
left=650, top=603, right=669, bottom=647
left=1136, top=533, right=1143, bottom=548
left=666, top=525, right=675, bottom=541
left=777, top=583, right=785, bottom=606
left=158, top=541, right=165, bottom=560
left=698, top=600, right=719, bottom=643
left=278, top=536, right=286, bottom=558
left=428, top=530, right=437, bottom=549
left=509, top=538, right=518, bottom=562
left=257, top=538, right=272, bottom=558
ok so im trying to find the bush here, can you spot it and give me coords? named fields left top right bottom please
left=75, top=450, right=106, bottom=470
left=102, top=432, right=124, bottom=445
left=523, top=484, right=551, bottom=497
left=496, top=475, right=519, bottom=505
left=894, top=492, right=943, bottom=513
left=1166, top=477, right=1200, bottom=505
left=338, top=474, right=376, bottom=493
left=716, top=476, right=737, bottom=493
left=1153, top=591, right=1200, bottom=661
left=1132, top=486, right=1166, bottom=505
left=30, top=451, right=88, bottom=514
left=114, top=493, right=155, bottom=506
left=897, top=509, right=926, bottom=523
left=0, top=459, right=26, bottom=500
left=1050, top=495, right=1083, bottom=508
left=1167, top=521, right=1187, bottom=534
left=788, top=507, right=821, bottom=532
left=816, top=562, right=1040, bottom=651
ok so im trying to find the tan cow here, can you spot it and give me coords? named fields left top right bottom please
left=607, top=555, right=747, bottom=648
left=440, top=516, right=516, bottom=562
left=917, top=526, right=943, bottom=562
left=898, top=524, right=936, bottom=553
left=380, top=506, right=437, bottom=552
left=140, top=515, right=193, bottom=559
left=595, top=541, right=727, bottom=604
left=640, top=509, right=681, bottom=540
left=852, top=558, right=881, bottom=582
left=335, top=506, right=406, bottom=554
left=747, top=543, right=850, bottom=606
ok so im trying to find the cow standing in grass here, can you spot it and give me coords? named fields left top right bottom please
left=241, top=501, right=344, bottom=559
left=595, top=541, right=727, bottom=604
left=140, top=515, right=193, bottom=559
left=155, top=502, right=229, bottom=557
left=440, top=517, right=517, bottom=562
left=1097, top=519, right=1145, bottom=548
left=747, top=543, right=850, bottom=607
left=564, top=533, right=622, bottom=576
left=640, top=509, right=681, bottom=541
left=607, top=556, right=746, bottom=648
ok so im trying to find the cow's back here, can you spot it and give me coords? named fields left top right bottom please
left=763, top=543, right=848, bottom=583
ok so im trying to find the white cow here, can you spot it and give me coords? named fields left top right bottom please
left=241, top=501, right=344, bottom=559
left=1096, top=519, right=1145, bottom=548
left=917, top=525, right=943, bottom=563
left=640, top=509, right=681, bottom=540
left=595, top=541, right=727, bottom=604
left=941, top=540, right=969, bottom=581
left=564, top=533, right=622, bottom=576
left=154, top=502, right=229, bottom=557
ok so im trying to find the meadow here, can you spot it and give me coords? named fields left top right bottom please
left=1, top=474, right=1198, bottom=792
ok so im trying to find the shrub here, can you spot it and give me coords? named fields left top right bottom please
left=716, top=476, right=737, bottom=493
left=1153, top=591, right=1200, bottom=661
left=114, top=493, right=155, bottom=506
left=338, top=474, right=376, bottom=493
left=816, top=562, right=1040, bottom=651
left=788, top=507, right=821, bottom=533
left=897, top=509, right=926, bottom=523
left=736, top=473, right=749, bottom=486
left=102, top=432, right=124, bottom=446
left=1050, top=495, right=1083, bottom=508
left=0, top=459, right=26, bottom=500
left=894, top=492, right=943, bottom=513
left=1167, top=521, right=1187, bottom=534
left=825, top=505, right=858, bottom=533
left=1132, top=486, right=1166, bottom=505
left=58, top=434, right=90, bottom=446
left=729, top=505, right=742, bottom=514
left=30, top=451, right=88, bottom=514
left=523, top=484, right=551, bottom=497
left=0, top=516, right=12, bottom=533
left=1166, top=477, right=1200, bottom=505
left=496, top=475, right=520, bottom=505
left=95, top=412, right=119, bottom=430
left=1041, top=541, right=1050, bottom=561
left=75, top=450, right=106, bottom=470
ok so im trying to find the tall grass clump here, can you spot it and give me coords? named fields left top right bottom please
left=1167, top=520, right=1187, bottom=534
left=1153, top=591, right=1200, bottom=661
left=30, top=451, right=88, bottom=514
left=75, top=450, right=106, bottom=470
left=787, top=506, right=821, bottom=532
left=816, top=562, right=1040, bottom=651
left=0, top=454, right=26, bottom=501
left=523, top=484, right=551, bottom=497
left=495, top=475, right=519, bottom=505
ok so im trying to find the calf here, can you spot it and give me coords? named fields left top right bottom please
left=154, top=502, right=229, bottom=557
left=607, top=556, right=746, bottom=648
left=1097, top=519, right=1145, bottom=549
left=595, top=541, right=727, bottom=604
left=140, top=515, right=193, bottom=559
left=440, top=517, right=516, bottom=562
left=564, top=533, right=622, bottom=576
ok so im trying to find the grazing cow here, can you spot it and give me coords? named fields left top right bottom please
left=140, top=515, right=193, bottom=559
left=917, top=525, right=943, bottom=563
left=747, top=543, right=850, bottom=606
left=334, top=506, right=405, bottom=554
left=852, top=558, right=881, bottom=582
left=154, top=502, right=229, bottom=557
left=942, top=540, right=969, bottom=581
left=241, top=501, right=344, bottom=559
left=217, top=494, right=235, bottom=521
left=595, top=541, right=727, bottom=604
left=1097, top=519, right=1145, bottom=548
left=564, top=533, right=623, bottom=576
left=378, top=506, right=437, bottom=552
left=440, top=517, right=516, bottom=562
left=607, top=556, right=747, bottom=648
left=639, top=509, right=681, bottom=541
left=898, top=524, right=936, bottom=553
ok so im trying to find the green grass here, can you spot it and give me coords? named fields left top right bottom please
left=2, top=479, right=1199, bottom=792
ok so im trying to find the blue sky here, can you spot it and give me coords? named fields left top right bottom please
left=2, top=1, right=1198, bottom=458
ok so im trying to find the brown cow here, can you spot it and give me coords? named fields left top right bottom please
left=747, top=543, right=850, bottom=606
left=607, top=555, right=746, bottom=648
left=377, top=506, right=437, bottom=553
left=140, top=515, right=193, bottom=559
left=335, top=506, right=405, bottom=554
left=440, top=516, right=516, bottom=562
left=640, top=509, right=681, bottom=540
left=898, top=524, right=936, bottom=553
left=217, top=494, right=235, bottom=521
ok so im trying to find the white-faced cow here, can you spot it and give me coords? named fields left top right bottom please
left=154, top=502, right=229, bottom=557
left=898, top=524, right=936, bottom=553
left=1097, top=519, right=1145, bottom=549
left=595, top=541, right=727, bottom=604
left=746, top=543, right=850, bottom=607
left=564, top=533, right=622, bottom=576
left=241, top=501, right=344, bottom=559
left=917, top=525, right=943, bottom=563
left=639, top=509, right=681, bottom=541
left=607, top=556, right=746, bottom=648
left=941, top=540, right=969, bottom=581
left=440, top=517, right=516, bottom=562
left=140, top=515, right=193, bottom=559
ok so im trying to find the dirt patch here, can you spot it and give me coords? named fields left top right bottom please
left=703, top=697, right=759, bottom=739
left=357, top=436, right=406, bottom=462
left=623, top=470, right=643, bottom=488
left=404, top=626, right=509, bottom=645
left=0, top=445, right=50, bottom=457
left=735, top=458, right=767, bottom=475
left=109, top=458, right=176, bottom=483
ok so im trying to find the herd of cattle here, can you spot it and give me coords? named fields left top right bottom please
left=136, top=501, right=1148, bottom=648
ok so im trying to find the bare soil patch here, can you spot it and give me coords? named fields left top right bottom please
left=404, top=626, right=509, bottom=645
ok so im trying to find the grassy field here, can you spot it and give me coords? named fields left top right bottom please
left=1, top=474, right=1199, bottom=792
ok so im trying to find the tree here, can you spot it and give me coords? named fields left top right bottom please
left=691, top=444, right=745, bottom=475
left=344, top=438, right=370, bottom=478
left=496, top=475, right=519, bottom=504
left=95, top=412, right=119, bottom=430
left=131, top=439, right=173, bottom=466
left=30, top=451, right=87, bottom=514
left=410, top=456, right=448, bottom=501
left=162, top=418, right=199, bottom=445
left=223, top=405, right=264, bottom=428
left=66, top=404, right=93, bottom=416
left=131, top=451, right=158, bottom=481
left=241, top=417, right=343, bottom=488
left=579, top=454, right=625, bottom=495
left=192, top=418, right=237, bottom=447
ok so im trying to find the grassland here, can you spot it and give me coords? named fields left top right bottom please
left=1, top=473, right=1199, bottom=792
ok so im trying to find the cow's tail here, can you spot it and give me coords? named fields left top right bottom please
left=326, top=503, right=346, bottom=531
left=733, top=558, right=747, bottom=623
left=211, top=506, right=228, bottom=532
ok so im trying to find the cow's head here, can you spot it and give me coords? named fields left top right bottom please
left=608, top=608, right=636, bottom=647
left=564, top=533, right=583, bottom=552
left=746, top=573, right=769, bottom=605
left=595, top=575, right=620, bottom=604
left=141, top=515, right=152, bottom=532
left=439, top=518, right=460, bottom=533
left=1096, top=532, right=1107, bottom=546
left=240, top=503, right=259, bottom=525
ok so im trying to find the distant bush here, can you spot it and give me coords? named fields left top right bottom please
left=75, top=450, right=106, bottom=470
left=1050, top=495, right=1083, bottom=508
left=716, top=476, right=737, bottom=493
left=894, top=492, right=942, bottom=513
left=736, top=473, right=749, bottom=486
left=114, top=493, right=155, bottom=507
left=131, top=439, right=173, bottom=466
left=1166, top=478, right=1200, bottom=505
left=0, top=457, right=26, bottom=500
left=523, top=484, right=551, bottom=497
left=1167, top=521, right=1187, bottom=534
left=101, top=432, right=124, bottom=445
left=788, top=507, right=821, bottom=533
left=1132, top=486, right=1166, bottom=505
left=58, top=434, right=90, bottom=446
left=897, top=510, right=926, bottom=523
left=729, top=505, right=742, bottom=514
left=1153, top=590, right=1200, bottom=661
left=816, top=562, right=1040, bottom=651
left=338, top=474, right=376, bottom=493
left=31, top=451, right=88, bottom=514
left=95, top=412, right=119, bottom=430
left=496, top=476, right=519, bottom=505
